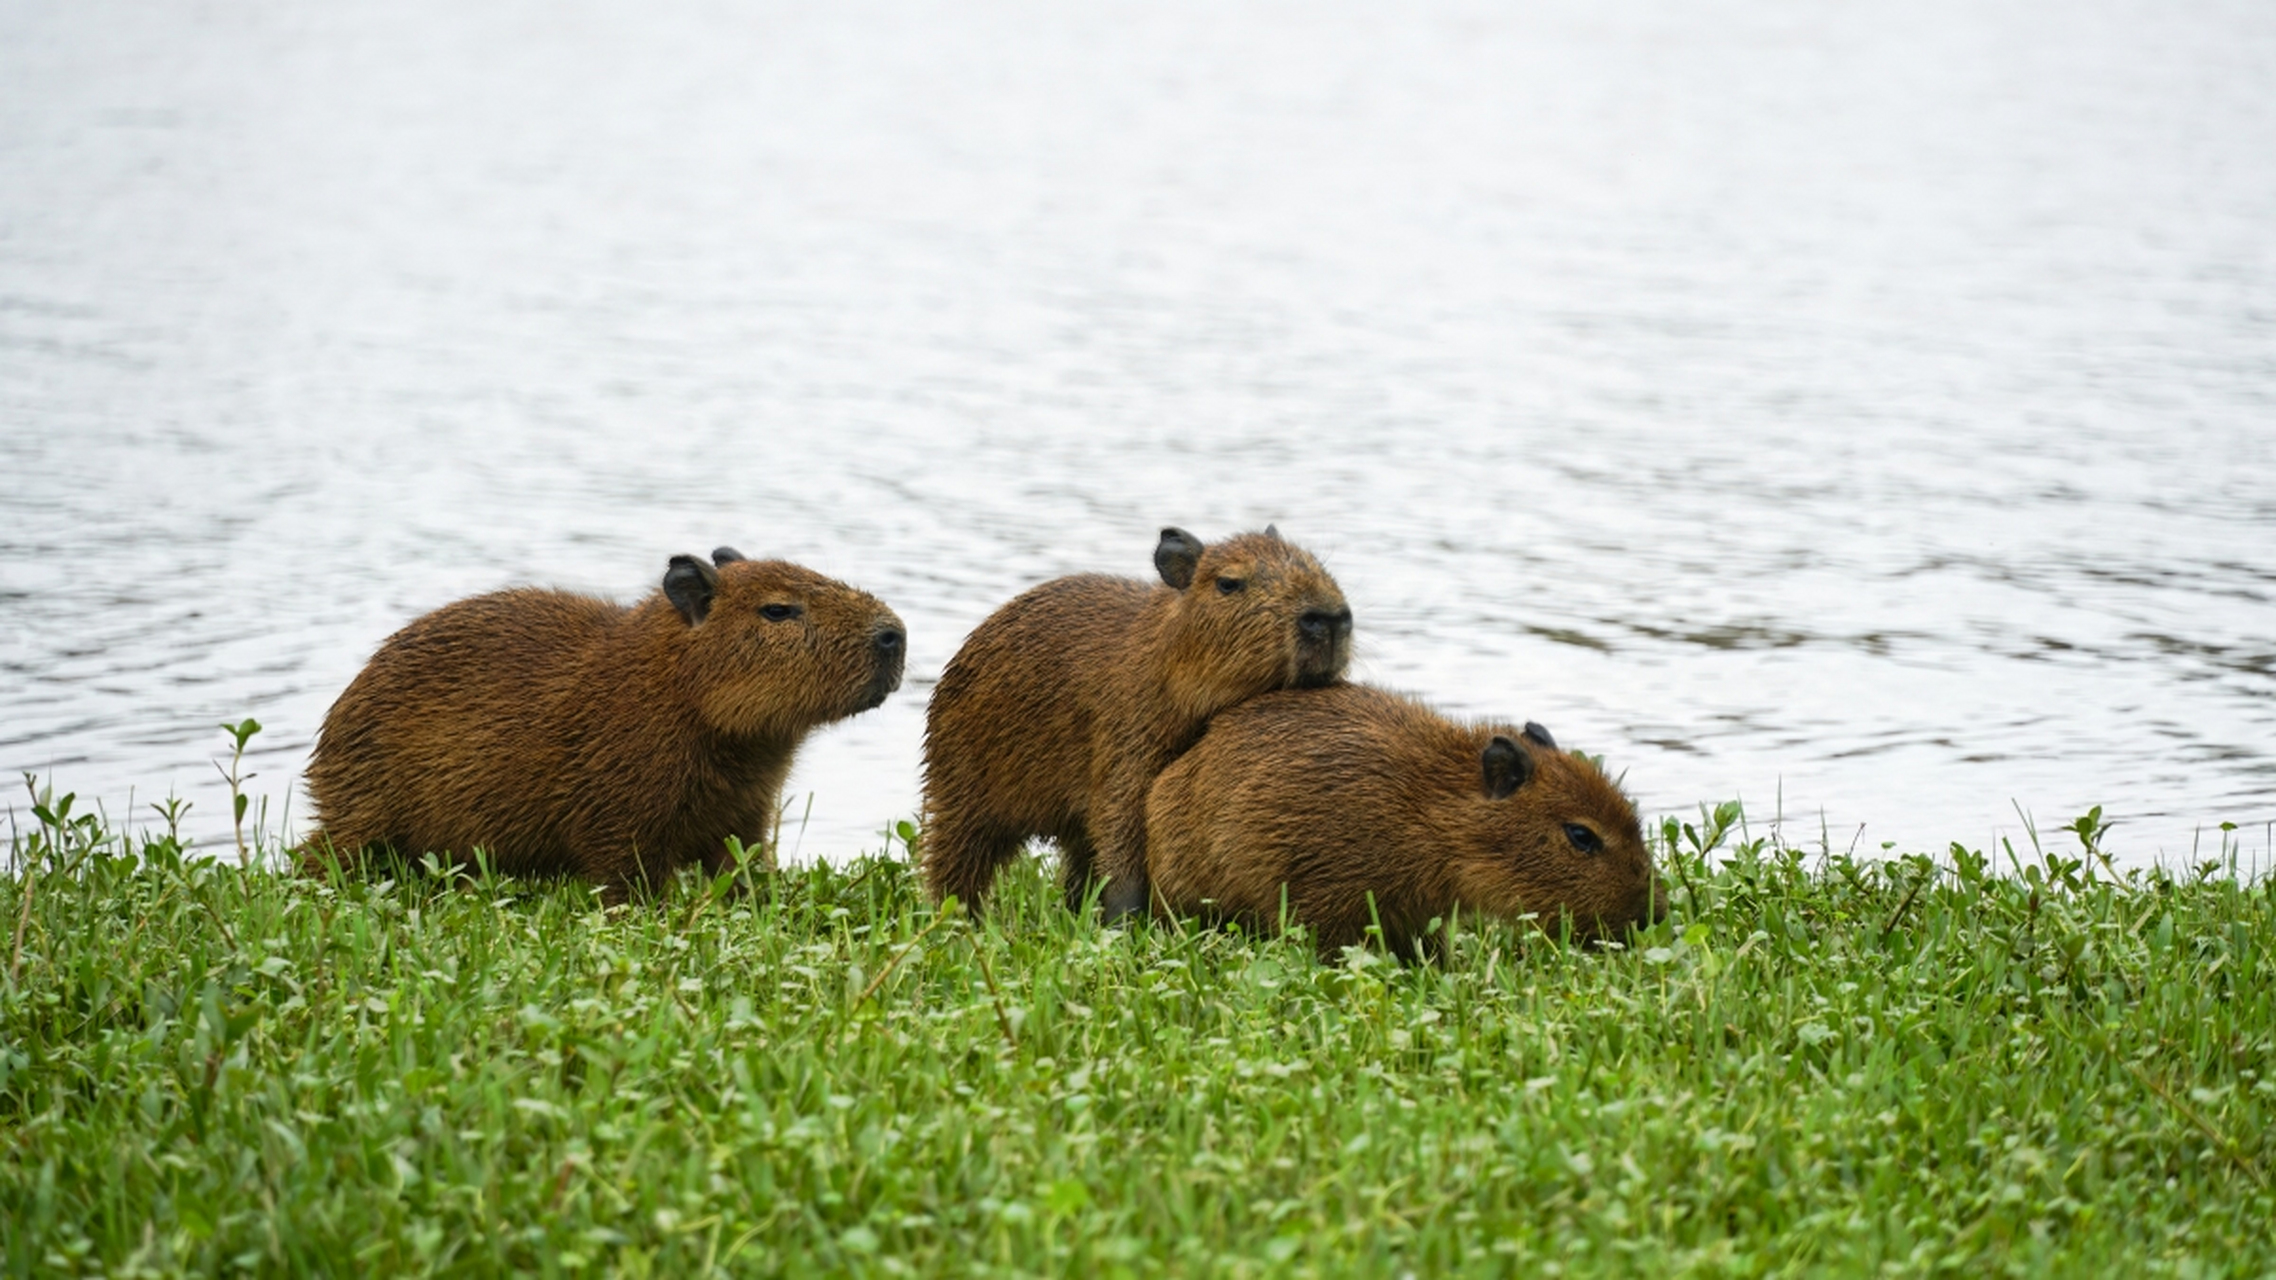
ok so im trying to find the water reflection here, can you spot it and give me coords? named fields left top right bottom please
left=2, top=0, right=2270, bottom=868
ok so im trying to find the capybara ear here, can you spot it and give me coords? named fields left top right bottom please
left=1264, top=523, right=1282, bottom=540
left=1522, top=721, right=1557, bottom=749
left=1482, top=735, right=1533, bottom=799
left=711, top=546, right=746, bottom=567
left=1154, top=527, right=1202, bottom=590
left=663, top=555, right=721, bottom=625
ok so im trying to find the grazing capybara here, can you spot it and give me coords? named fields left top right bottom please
left=304, top=548, right=905, bottom=899
left=1145, top=683, right=1662, bottom=958
left=922, top=526, right=1352, bottom=919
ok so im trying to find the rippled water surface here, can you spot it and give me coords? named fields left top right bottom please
left=4, top=0, right=2272, bottom=866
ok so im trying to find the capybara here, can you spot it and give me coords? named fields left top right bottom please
left=922, top=526, right=1352, bottom=919
left=1145, top=683, right=1662, bottom=958
left=304, top=547, right=905, bottom=899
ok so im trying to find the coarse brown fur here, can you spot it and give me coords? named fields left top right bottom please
left=1146, top=683, right=1663, bottom=959
left=922, top=526, right=1352, bottom=919
left=303, top=548, right=904, bottom=900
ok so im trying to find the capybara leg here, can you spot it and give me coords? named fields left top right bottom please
left=297, top=832, right=354, bottom=878
left=1057, top=830, right=1099, bottom=913
left=299, top=829, right=393, bottom=879
left=1089, top=802, right=1151, bottom=923
left=1099, top=873, right=1149, bottom=922
left=574, top=837, right=655, bottom=907
left=922, top=814, right=1020, bottom=911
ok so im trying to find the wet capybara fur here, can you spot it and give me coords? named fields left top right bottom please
left=922, top=526, right=1352, bottom=919
left=1146, top=683, right=1662, bottom=959
left=304, top=548, right=905, bottom=899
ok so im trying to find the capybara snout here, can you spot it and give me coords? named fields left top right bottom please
left=1294, top=606, right=1353, bottom=686
left=861, top=626, right=907, bottom=709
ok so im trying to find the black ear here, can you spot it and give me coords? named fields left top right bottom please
left=1154, top=527, right=1202, bottom=590
left=663, top=555, right=721, bottom=624
left=1264, top=523, right=1282, bottom=540
left=1522, top=721, right=1557, bottom=749
left=1482, top=736, right=1533, bottom=800
left=711, top=546, right=746, bottom=566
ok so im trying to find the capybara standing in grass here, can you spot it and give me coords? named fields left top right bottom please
left=1146, top=683, right=1661, bottom=958
left=922, top=526, right=1352, bottom=919
left=304, top=548, right=905, bottom=899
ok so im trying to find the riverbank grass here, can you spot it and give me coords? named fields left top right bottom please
left=3, top=789, right=2271, bottom=1277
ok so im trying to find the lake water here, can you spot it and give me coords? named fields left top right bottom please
left=4, top=0, right=2272, bottom=870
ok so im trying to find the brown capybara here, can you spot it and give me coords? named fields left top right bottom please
left=1145, top=683, right=1662, bottom=959
left=922, top=526, right=1352, bottom=920
left=303, top=547, right=904, bottom=899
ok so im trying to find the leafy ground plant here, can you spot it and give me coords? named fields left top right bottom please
left=2, top=781, right=2271, bottom=1277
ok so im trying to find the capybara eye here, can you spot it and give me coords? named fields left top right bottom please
left=1216, top=576, right=1245, bottom=595
left=760, top=603, right=804, bottom=622
left=1563, top=823, right=1603, bottom=855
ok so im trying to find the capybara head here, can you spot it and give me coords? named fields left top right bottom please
left=662, top=546, right=906, bottom=735
left=1443, top=721, right=1662, bottom=942
left=1153, top=525, right=1351, bottom=718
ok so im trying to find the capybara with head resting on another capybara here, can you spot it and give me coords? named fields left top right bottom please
left=922, top=525, right=1352, bottom=919
left=1145, top=682, right=1662, bottom=959
left=303, top=547, right=905, bottom=900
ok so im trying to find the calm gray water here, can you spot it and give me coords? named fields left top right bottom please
left=4, top=0, right=2272, bottom=868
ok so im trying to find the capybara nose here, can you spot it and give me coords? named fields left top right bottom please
left=864, top=626, right=906, bottom=706
left=1299, top=608, right=1352, bottom=644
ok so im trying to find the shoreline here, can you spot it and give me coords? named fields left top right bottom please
left=5, top=801, right=2271, bottom=1274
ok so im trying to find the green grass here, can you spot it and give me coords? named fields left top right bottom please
left=2, top=783, right=2271, bottom=1278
